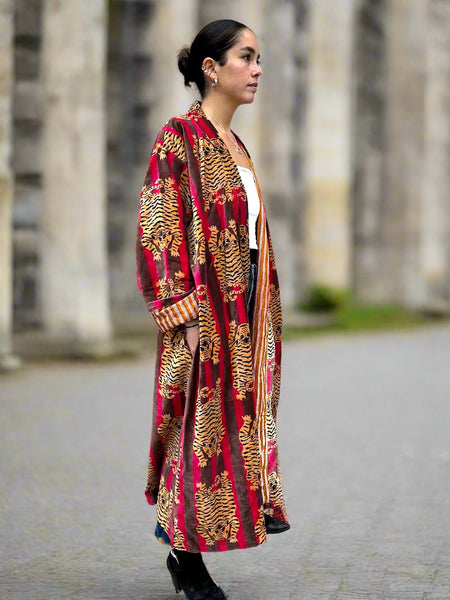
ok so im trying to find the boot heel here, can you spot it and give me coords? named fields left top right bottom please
left=166, top=549, right=227, bottom=599
left=166, top=553, right=182, bottom=593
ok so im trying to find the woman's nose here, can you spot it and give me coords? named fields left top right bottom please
left=254, top=64, right=262, bottom=77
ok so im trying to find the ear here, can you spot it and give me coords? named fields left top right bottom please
left=202, top=57, right=216, bottom=76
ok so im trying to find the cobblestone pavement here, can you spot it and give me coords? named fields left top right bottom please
left=1, top=325, right=450, bottom=600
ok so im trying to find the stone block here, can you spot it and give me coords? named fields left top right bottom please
left=14, top=180, right=41, bottom=227
left=13, top=227, right=39, bottom=257
left=135, top=59, right=154, bottom=104
left=15, top=0, right=42, bottom=38
left=14, top=46, right=40, bottom=80
left=13, top=256, right=39, bottom=325
left=13, top=80, right=43, bottom=121
left=106, top=88, right=123, bottom=143
left=13, top=120, right=42, bottom=174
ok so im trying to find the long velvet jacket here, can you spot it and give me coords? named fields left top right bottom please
left=136, top=102, right=288, bottom=553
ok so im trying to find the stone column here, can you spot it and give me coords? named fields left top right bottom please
left=107, top=0, right=199, bottom=327
left=200, top=1, right=299, bottom=308
left=199, top=0, right=266, bottom=168
left=352, top=0, right=387, bottom=303
left=303, top=0, right=355, bottom=290
left=145, top=0, right=199, bottom=132
left=292, top=2, right=311, bottom=306
left=382, top=0, right=427, bottom=304
left=40, top=0, right=112, bottom=352
left=107, top=1, right=156, bottom=321
left=258, top=0, right=297, bottom=309
left=419, top=0, right=450, bottom=311
left=0, top=0, right=20, bottom=371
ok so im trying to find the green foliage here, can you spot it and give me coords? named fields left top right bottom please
left=336, top=303, right=428, bottom=331
left=285, top=300, right=440, bottom=340
left=300, top=284, right=350, bottom=313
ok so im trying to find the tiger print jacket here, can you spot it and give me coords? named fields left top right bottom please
left=136, top=102, right=289, bottom=553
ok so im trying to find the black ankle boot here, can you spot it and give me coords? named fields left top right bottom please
left=166, top=549, right=227, bottom=600
left=264, top=514, right=291, bottom=534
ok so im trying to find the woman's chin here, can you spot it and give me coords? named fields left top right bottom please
left=242, top=93, right=256, bottom=105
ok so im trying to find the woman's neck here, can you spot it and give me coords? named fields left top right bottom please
left=201, top=97, right=236, bottom=132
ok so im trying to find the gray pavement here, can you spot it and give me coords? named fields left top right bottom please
left=1, top=325, right=450, bottom=600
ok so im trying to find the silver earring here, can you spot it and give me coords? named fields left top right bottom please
left=201, top=66, right=206, bottom=72
left=212, top=77, right=218, bottom=88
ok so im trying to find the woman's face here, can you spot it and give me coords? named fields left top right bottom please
left=213, top=28, right=262, bottom=106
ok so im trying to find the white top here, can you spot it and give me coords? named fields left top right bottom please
left=237, top=166, right=260, bottom=249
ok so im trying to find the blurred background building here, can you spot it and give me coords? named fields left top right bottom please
left=1, top=0, right=449, bottom=365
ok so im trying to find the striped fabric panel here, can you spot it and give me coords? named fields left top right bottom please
left=248, top=162, right=271, bottom=506
left=151, top=290, right=198, bottom=333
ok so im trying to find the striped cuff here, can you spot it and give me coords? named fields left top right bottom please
left=150, top=290, right=198, bottom=333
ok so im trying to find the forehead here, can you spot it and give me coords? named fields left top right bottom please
left=231, top=28, right=260, bottom=54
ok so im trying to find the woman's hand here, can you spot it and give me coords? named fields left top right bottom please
left=184, top=322, right=199, bottom=357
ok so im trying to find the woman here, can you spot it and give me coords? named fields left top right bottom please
left=136, top=19, right=289, bottom=600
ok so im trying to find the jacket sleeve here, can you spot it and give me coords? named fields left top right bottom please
left=136, top=121, right=198, bottom=333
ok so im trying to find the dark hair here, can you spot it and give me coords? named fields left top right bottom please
left=177, top=19, right=249, bottom=97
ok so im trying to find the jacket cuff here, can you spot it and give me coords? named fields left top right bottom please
left=150, top=290, right=198, bottom=333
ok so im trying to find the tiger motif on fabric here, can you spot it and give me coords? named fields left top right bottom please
left=271, top=364, right=281, bottom=423
left=171, top=476, right=185, bottom=549
left=266, top=392, right=277, bottom=449
left=198, top=137, right=243, bottom=211
left=152, top=129, right=187, bottom=163
left=172, top=516, right=186, bottom=550
left=139, top=177, right=183, bottom=262
left=268, top=470, right=287, bottom=518
left=255, top=506, right=267, bottom=544
left=268, top=241, right=277, bottom=272
left=188, top=208, right=206, bottom=267
left=197, top=284, right=220, bottom=364
left=145, top=456, right=158, bottom=503
left=157, top=476, right=185, bottom=549
left=238, top=415, right=261, bottom=490
left=156, top=478, right=174, bottom=536
left=195, top=471, right=240, bottom=546
left=156, top=270, right=186, bottom=300
left=228, top=320, right=253, bottom=400
left=269, top=284, right=282, bottom=341
left=209, top=220, right=249, bottom=302
left=193, top=378, right=225, bottom=468
left=267, top=316, right=276, bottom=372
left=239, top=224, right=250, bottom=282
left=158, top=329, right=192, bottom=399
left=158, top=414, right=183, bottom=474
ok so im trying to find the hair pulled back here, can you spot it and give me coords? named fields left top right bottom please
left=177, top=19, right=248, bottom=97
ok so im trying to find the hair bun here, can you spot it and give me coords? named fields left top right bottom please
left=177, top=46, right=193, bottom=87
